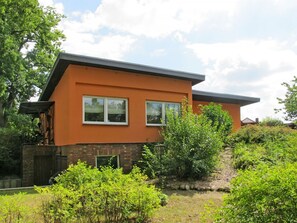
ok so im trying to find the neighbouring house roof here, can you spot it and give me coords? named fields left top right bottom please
left=192, top=90, right=260, bottom=106
left=39, top=53, right=205, bottom=101
left=19, top=101, right=54, bottom=116
left=241, top=117, right=257, bottom=124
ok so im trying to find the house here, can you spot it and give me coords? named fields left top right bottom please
left=19, top=53, right=260, bottom=186
left=241, top=117, right=259, bottom=126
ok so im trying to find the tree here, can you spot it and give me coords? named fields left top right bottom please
left=276, top=76, right=297, bottom=122
left=0, top=0, right=65, bottom=126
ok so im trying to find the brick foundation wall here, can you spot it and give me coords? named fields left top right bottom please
left=58, top=143, right=143, bottom=173
left=22, top=143, right=144, bottom=186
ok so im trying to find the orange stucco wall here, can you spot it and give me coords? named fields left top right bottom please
left=192, top=101, right=241, bottom=131
left=50, top=65, right=193, bottom=146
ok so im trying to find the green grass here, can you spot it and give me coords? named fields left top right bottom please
left=0, top=188, right=224, bottom=222
left=0, top=187, right=37, bottom=195
left=153, top=190, right=224, bottom=223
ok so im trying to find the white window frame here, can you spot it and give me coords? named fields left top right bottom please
left=95, top=155, right=120, bottom=169
left=83, top=96, right=128, bottom=125
left=146, top=101, right=180, bottom=126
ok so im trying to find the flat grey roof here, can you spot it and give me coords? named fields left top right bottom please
left=19, top=101, right=54, bottom=116
left=40, top=53, right=205, bottom=101
left=192, top=90, right=260, bottom=106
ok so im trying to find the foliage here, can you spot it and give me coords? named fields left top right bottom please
left=36, top=161, right=163, bottom=223
left=260, top=117, right=283, bottom=127
left=0, top=113, right=39, bottom=176
left=275, top=76, right=297, bottom=122
left=217, top=163, right=297, bottom=223
left=0, top=0, right=65, bottom=126
left=228, top=125, right=297, bottom=170
left=138, top=144, right=171, bottom=179
left=140, top=103, right=223, bottom=179
left=0, top=193, right=34, bottom=223
left=200, top=102, right=233, bottom=141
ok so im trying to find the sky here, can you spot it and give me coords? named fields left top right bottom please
left=38, top=0, right=297, bottom=122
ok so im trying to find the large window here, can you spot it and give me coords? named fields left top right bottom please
left=146, top=101, right=180, bottom=126
left=96, top=155, right=119, bottom=169
left=83, top=96, right=128, bottom=125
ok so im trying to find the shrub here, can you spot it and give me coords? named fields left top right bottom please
left=160, top=104, right=223, bottom=179
left=260, top=117, right=284, bottom=127
left=37, top=161, right=163, bottom=223
left=0, top=112, right=39, bottom=176
left=200, top=102, right=233, bottom=141
left=218, top=163, right=297, bottom=222
left=0, top=193, right=33, bottom=223
left=0, top=128, right=22, bottom=176
left=229, top=125, right=297, bottom=169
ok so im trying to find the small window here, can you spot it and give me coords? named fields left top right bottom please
left=96, top=155, right=119, bottom=169
left=146, top=101, right=180, bottom=126
left=83, top=96, right=128, bottom=125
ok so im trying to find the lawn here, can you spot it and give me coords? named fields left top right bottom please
left=0, top=188, right=225, bottom=223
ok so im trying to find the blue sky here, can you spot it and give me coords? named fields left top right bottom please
left=39, top=0, right=297, bottom=121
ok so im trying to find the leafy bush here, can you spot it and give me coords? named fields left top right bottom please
left=200, top=102, right=233, bottom=141
left=229, top=125, right=297, bottom=169
left=37, top=161, right=163, bottom=223
left=0, top=128, right=22, bottom=176
left=0, top=193, right=33, bottom=223
left=0, top=112, right=39, bottom=176
left=154, top=104, right=223, bottom=179
left=218, top=163, right=297, bottom=222
left=260, top=117, right=284, bottom=127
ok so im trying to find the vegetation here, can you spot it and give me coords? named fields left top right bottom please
left=0, top=188, right=224, bottom=223
left=0, top=0, right=64, bottom=176
left=0, top=113, right=39, bottom=176
left=0, top=0, right=64, bottom=126
left=140, top=103, right=224, bottom=180
left=276, top=76, right=297, bottom=122
left=260, top=117, right=284, bottom=126
left=218, top=163, right=297, bottom=223
left=200, top=102, right=233, bottom=141
left=228, top=125, right=297, bottom=170
left=36, top=161, right=164, bottom=223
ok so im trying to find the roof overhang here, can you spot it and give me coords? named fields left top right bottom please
left=40, top=53, right=205, bottom=101
left=19, top=101, right=54, bottom=116
left=192, top=90, right=260, bottom=106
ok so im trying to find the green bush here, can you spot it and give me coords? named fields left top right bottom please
left=162, top=104, right=223, bottom=179
left=0, top=112, right=39, bottom=176
left=0, top=193, right=33, bottom=223
left=229, top=125, right=297, bottom=170
left=260, top=117, right=284, bottom=127
left=218, top=163, right=297, bottom=222
left=0, top=128, right=22, bottom=176
left=200, top=102, right=233, bottom=141
left=37, top=161, right=163, bottom=223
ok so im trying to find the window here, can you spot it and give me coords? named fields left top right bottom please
left=83, top=96, right=128, bottom=124
left=146, top=101, right=180, bottom=126
left=96, top=155, right=119, bottom=169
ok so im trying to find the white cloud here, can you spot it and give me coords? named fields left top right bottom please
left=93, top=0, right=239, bottom=38
left=38, top=0, right=64, bottom=14
left=188, top=40, right=297, bottom=120
left=62, top=32, right=136, bottom=60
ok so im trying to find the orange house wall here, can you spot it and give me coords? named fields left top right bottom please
left=50, top=65, right=193, bottom=146
left=192, top=101, right=241, bottom=131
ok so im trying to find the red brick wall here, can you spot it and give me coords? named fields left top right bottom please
left=58, top=143, right=143, bottom=173
left=22, top=143, right=144, bottom=186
